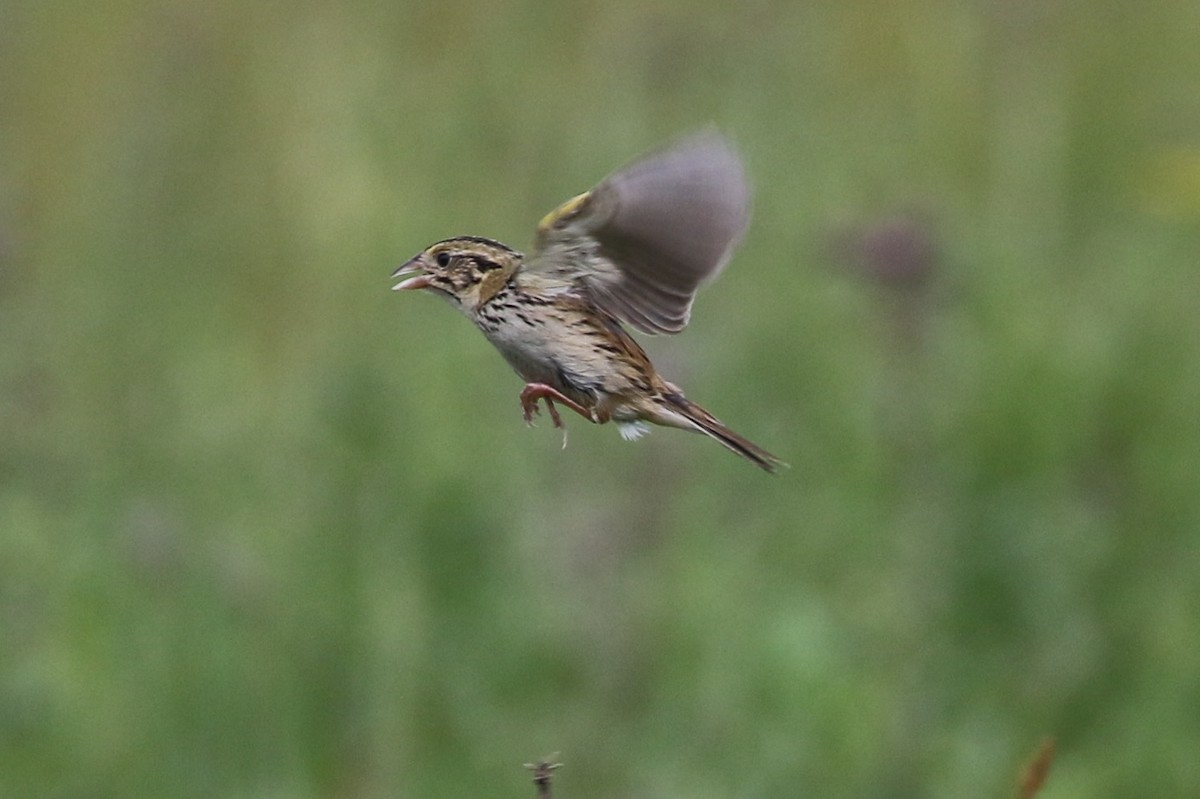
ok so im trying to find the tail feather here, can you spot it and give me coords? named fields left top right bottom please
left=656, top=393, right=787, bottom=473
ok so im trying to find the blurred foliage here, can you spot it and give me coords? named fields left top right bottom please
left=2, top=0, right=1200, bottom=797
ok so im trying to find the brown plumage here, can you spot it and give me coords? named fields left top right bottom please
left=392, top=131, right=785, bottom=472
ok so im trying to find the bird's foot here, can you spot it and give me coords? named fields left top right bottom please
left=519, top=383, right=595, bottom=429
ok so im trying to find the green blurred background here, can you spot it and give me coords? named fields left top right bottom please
left=3, top=0, right=1200, bottom=796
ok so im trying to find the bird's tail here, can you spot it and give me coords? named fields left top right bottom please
left=655, top=392, right=787, bottom=473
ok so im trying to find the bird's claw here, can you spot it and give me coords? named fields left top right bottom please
left=522, top=399, right=540, bottom=426
left=520, top=386, right=567, bottom=429
left=518, top=383, right=600, bottom=453
left=544, top=399, right=565, bottom=429
left=519, top=396, right=568, bottom=447
left=522, top=398, right=562, bottom=428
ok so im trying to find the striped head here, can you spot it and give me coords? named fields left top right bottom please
left=392, top=236, right=523, bottom=310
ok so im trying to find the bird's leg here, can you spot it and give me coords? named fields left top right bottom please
left=520, top=383, right=596, bottom=428
left=542, top=398, right=564, bottom=429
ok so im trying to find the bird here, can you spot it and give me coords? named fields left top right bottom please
left=391, top=131, right=785, bottom=472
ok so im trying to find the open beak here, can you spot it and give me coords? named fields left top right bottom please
left=391, top=258, right=431, bottom=291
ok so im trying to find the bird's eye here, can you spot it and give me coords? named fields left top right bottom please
left=435, top=252, right=451, bottom=267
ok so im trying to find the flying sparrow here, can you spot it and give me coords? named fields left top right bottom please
left=392, top=131, right=784, bottom=472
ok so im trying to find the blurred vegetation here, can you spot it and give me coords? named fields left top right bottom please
left=3, top=0, right=1200, bottom=796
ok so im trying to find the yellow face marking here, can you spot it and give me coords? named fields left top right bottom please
left=537, top=192, right=591, bottom=235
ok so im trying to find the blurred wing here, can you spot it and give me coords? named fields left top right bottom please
left=529, top=130, right=750, bottom=334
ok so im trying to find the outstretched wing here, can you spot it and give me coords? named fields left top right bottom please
left=528, top=130, right=750, bottom=335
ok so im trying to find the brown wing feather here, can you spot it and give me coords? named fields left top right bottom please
left=530, top=130, right=750, bottom=335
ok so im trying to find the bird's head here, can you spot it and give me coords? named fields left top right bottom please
left=392, top=236, right=523, bottom=310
